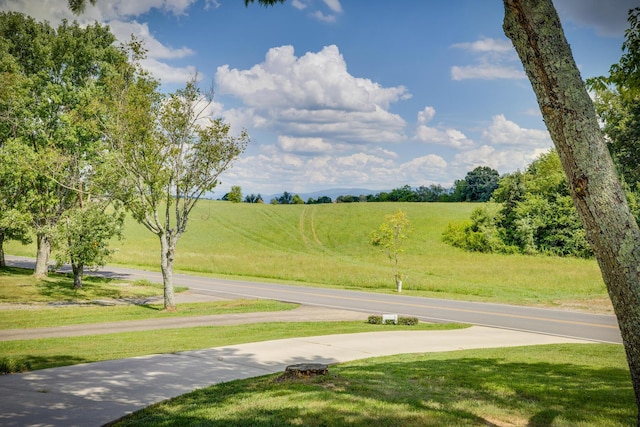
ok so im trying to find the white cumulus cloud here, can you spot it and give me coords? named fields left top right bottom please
left=450, top=37, right=526, bottom=81
left=216, top=45, right=410, bottom=146
left=278, top=136, right=333, bottom=154
left=414, top=107, right=474, bottom=149
left=482, top=114, right=551, bottom=147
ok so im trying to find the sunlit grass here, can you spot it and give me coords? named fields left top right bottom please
left=0, top=299, right=298, bottom=329
left=6, top=201, right=609, bottom=311
left=112, top=343, right=634, bottom=427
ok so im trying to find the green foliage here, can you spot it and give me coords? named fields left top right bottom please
left=102, top=64, right=249, bottom=308
left=442, top=205, right=510, bottom=253
left=0, top=12, right=128, bottom=274
left=53, top=202, right=124, bottom=288
left=277, top=191, right=293, bottom=204
left=461, top=166, right=500, bottom=202
left=244, top=193, right=263, bottom=203
left=291, top=194, right=304, bottom=204
left=227, top=186, right=243, bottom=203
left=371, top=210, right=412, bottom=291
left=586, top=8, right=640, bottom=224
left=444, top=150, right=592, bottom=258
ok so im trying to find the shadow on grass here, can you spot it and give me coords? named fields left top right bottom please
left=112, top=354, right=635, bottom=426
left=0, top=266, right=32, bottom=277
left=5, top=354, right=90, bottom=373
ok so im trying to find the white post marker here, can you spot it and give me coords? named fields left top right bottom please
left=382, top=314, right=398, bottom=325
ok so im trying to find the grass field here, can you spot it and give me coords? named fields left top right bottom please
left=6, top=201, right=610, bottom=312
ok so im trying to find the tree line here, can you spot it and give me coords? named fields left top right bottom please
left=224, top=166, right=501, bottom=205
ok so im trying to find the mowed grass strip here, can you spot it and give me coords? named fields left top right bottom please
left=6, top=201, right=610, bottom=311
left=111, top=344, right=634, bottom=427
left=0, top=322, right=466, bottom=371
left=0, top=300, right=298, bottom=329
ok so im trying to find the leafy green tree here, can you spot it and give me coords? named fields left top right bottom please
left=370, top=210, right=412, bottom=292
left=244, top=193, right=263, bottom=203
left=336, top=194, right=358, bottom=203
left=278, top=191, right=293, bottom=204
left=292, top=194, right=304, bottom=204
left=388, top=185, right=417, bottom=202
left=416, top=184, right=447, bottom=202
left=53, top=201, right=124, bottom=289
left=0, top=13, right=128, bottom=276
left=228, top=186, right=243, bottom=203
left=587, top=7, right=640, bottom=222
left=103, top=61, right=248, bottom=311
left=461, top=166, right=500, bottom=202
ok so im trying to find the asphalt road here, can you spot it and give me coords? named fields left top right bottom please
left=6, top=255, right=622, bottom=344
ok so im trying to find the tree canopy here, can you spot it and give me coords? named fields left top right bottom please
left=0, top=12, right=128, bottom=277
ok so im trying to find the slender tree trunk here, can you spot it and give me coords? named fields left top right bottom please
left=0, top=232, right=5, bottom=268
left=34, top=233, right=50, bottom=277
left=71, top=262, right=83, bottom=289
left=504, top=0, right=640, bottom=419
left=159, top=232, right=177, bottom=311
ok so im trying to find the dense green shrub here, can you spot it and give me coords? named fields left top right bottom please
left=398, top=316, right=419, bottom=325
left=443, top=150, right=593, bottom=258
left=368, top=315, right=382, bottom=324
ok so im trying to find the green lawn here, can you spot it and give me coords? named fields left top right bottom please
left=112, top=343, right=634, bottom=427
left=6, top=201, right=611, bottom=312
left=0, top=299, right=298, bottom=329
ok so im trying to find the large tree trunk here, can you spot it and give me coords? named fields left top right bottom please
left=34, top=233, right=51, bottom=277
left=71, top=262, right=83, bottom=289
left=159, top=232, right=177, bottom=311
left=503, top=0, right=640, bottom=419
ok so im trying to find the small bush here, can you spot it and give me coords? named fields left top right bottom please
left=368, top=315, right=382, bottom=324
left=0, top=357, right=31, bottom=374
left=398, top=316, right=419, bottom=325
left=367, top=315, right=419, bottom=326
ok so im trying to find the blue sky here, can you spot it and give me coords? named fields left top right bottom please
left=1, top=0, right=636, bottom=196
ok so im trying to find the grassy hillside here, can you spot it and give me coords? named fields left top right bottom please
left=6, top=201, right=609, bottom=311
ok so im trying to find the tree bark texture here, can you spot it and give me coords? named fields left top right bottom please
left=159, top=232, right=177, bottom=311
left=504, top=0, right=640, bottom=418
left=0, top=233, right=5, bottom=268
left=34, top=233, right=50, bottom=277
left=71, top=262, right=83, bottom=289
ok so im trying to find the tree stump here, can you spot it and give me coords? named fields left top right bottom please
left=281, top=363, right=328, bottom=379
